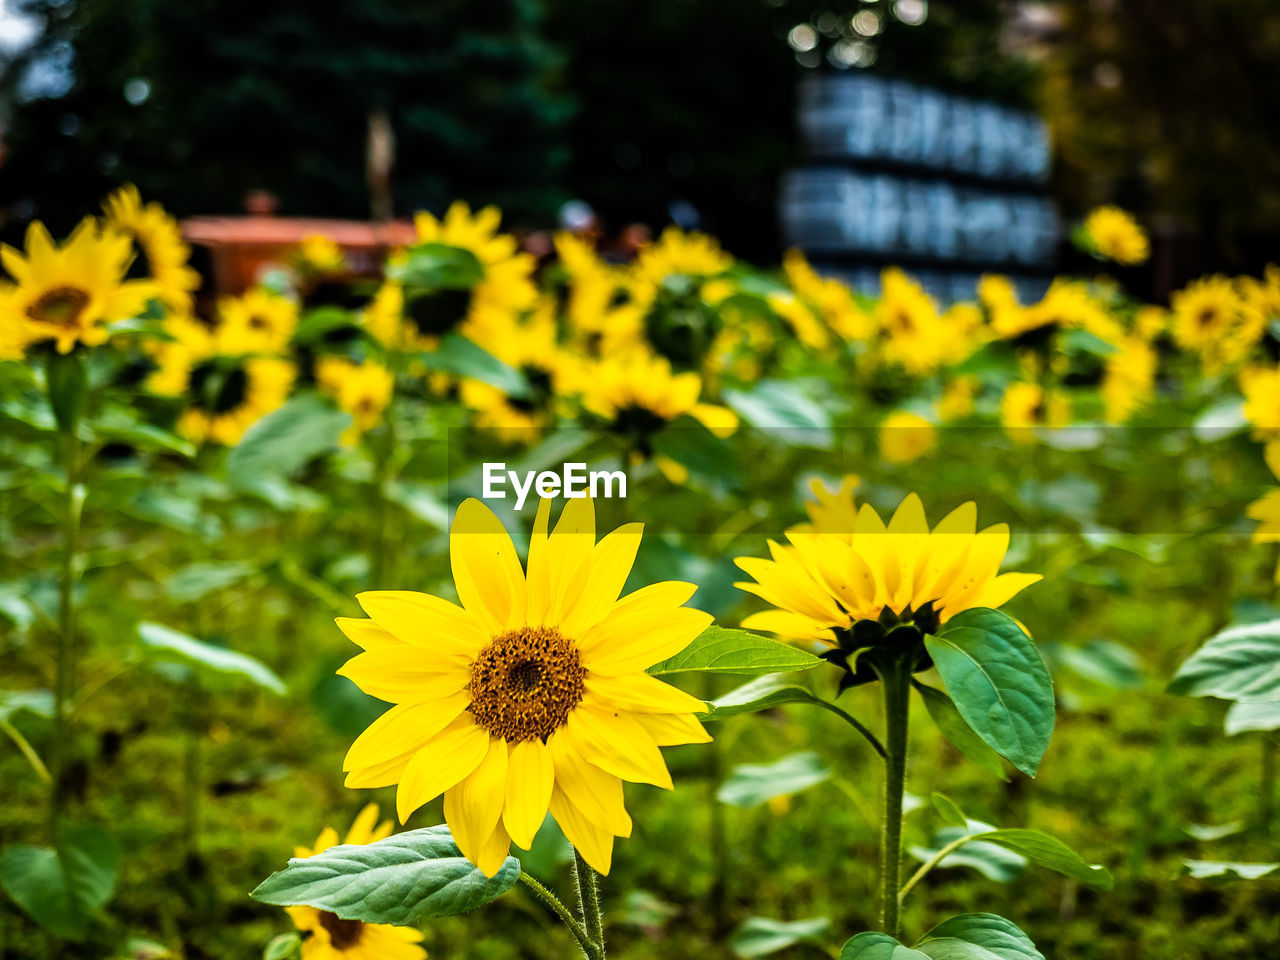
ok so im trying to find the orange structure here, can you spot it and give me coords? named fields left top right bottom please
left=181, top=215, right=417, bottom=298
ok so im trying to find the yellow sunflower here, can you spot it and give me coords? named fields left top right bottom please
left=0, top=219, right=153, bottom=354
left=147, top=313, right=294, bottom=445
left=336, top=497, right=713, bottom=877
left=297, top=235, right=347, bottom=276
left=1171, top=276, right=1263, bottom=371
left=993, top=279, right=1120, bottom=346
left=1102, top=336, right=1158, bottom=424
left=555, top=233, right=645, bottom=358
left=879, top=410, right=936, bottom=464
left=1238, top=265, right=1280, bottom=322
left=218, top=288, right=299, bottom=354
left=102, top=184, right=201, bottom=314
left=316, top=358, right=394, bottom=445
left=1000, top=381, right=1070, bottom=443
left=285, top=804, right=427, bottom=960
left=1248, top=442, right=1280, bottom=584
left=780, top=249, right=873, bottom=342
left=735, top=491, right=1040, bottom=644
left=1082, top=206, right=1149, bottom=266
left=579, top=348, right=739, bottom=441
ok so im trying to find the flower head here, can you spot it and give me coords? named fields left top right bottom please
left=879, top=411, right=936, bottom=464
left=317, top=357, right=394, bottom=444
left=102, top=184, right=201, bottom=314
left=286, top=804, right=426, bottom=960
left=735, top=491, right=1040, bottom=656
left=336, top=498, right=713, bottom=877
left=1082, top=206, right=1149, bottom=266
left=0, top=219, right=154, bottom=354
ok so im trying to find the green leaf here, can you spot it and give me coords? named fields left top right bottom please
left=250, top=825, right=519, bottom=922
left=0, top=689, right=54, bottom=722
left=44, top=351, right=87, bottom=434
left=1225, top=700, right=1280, bottom=735
left=908, top=828, right=1027, bottom=884
left=166, top=561, right=256, bottom=603
left=840, top=932, right=931, bottom=960
left=969, top=829, right=1113, bottom=890
left=1169, top=620, right=1280, bottom=702
left=915, top=682, right=1007, bottom=780
left=293, top=307, right=359, bottom=344
left=650, top=418, right=739, bottom=485
left=716, top=751, right=830, bottom=808
left=929, top=793, right=970, bottom=830
left=723, top=379, right=833, bottom=448
left=0, top=823, right=120, bottom=941
left=415, top=335, right=529, bottom=397
left=389, top=242, right=485, bottom=289
left=915, top=913, right=1045, bottom=960
left=925, top=609, right=1055, bottom=777
left=731, top=916, right=831, bottom=958
left=648, top=626, right=824, bottom=677
left=138, top=622, right=286, bottom=694
left=1192, top=399, right=1247, bottom=442
left=704, top=676, right=829, bottom=720
left=226, top=394, right=351, bottom=489
left=89, top=419, right=195, bottom=458
left=1182, top=859, right=1280, bottom=880
left=263, top=932, right=302, bottom=960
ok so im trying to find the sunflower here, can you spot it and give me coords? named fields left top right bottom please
left=336, top=497, right=713, bottom=877
left=1240, top=362, right=1280, bottom=442
left=0, top=219, right=154, bottom=355
left=999, top=381, right=1070, bottom=443
left=102, top=184, right=201, bottom=314
left=780, top=250, right=873, bottom=342
left=992, top=279, right=1119, bottom=346
left=555, top=233, right=645, bottom=358
left=297, top=235, right=347, bottom=276
left=218, top=288, right=299, bottom=354
left=1238, top=265, right=1280, bottom=323
left=765, top=290, right=831, bottom=352
left=1101, top=336, right=1158, bottom=424
left=1171, top=276, right=1263, bottom=371
left=285, top=804, right=427, bottom=960
left=879, top=410, right=936, bottom=464
left=735, top=492, right=1040, bottom=656
left=873, top=269, right=947, bottom=374
left=1082, top=206, right=1149, bottom=266
left=796, top=475, right=861, bottom=536
left=316, top=358, right=394, bottom=445
left=460, top=299, right=574, bottom=434
left=937, top=375, right=978, bottom=421
left=1248, top=443, right=1280, bottom=584
left=147, top=313, right=295, bottom=445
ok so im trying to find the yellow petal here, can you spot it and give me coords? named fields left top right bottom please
left=442, top=735, right=509, bottom=867
left=544, top=497, right=596, bottom=625
left=558, top=522, right=644, bottom=638
left=355, top=591, right=489, bottom=657
left=335, top=617, right=407, bottom=651
left=502, top=738, right=554, bottom=849
left=344, top=803, right=382, bottom=846
left=547, top=730, right=633, bottom=836
left=549, top=786, right=615, bottom=875
left=474, top=818, right=514, bottom=879
left=583, top=674, right=706, bottom=715
left=633, top=712, right=712, bottom=746
left=450, top=498, right=527, bottom=633
left=337, top=650, right=470, bottom=704
left=525, top=497, right=553, bottom=624
left=740, top=609, right=836, bottom=643
left=395, top=717, right=490, bottom=823
left=564, top=705, right=673, bottom=789
left=957, top=572, right=1042, bottom=616
left=344, top=695, right=470, bottom=772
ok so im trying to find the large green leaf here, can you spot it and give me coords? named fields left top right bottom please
left=165, top=561, right=256, bottom=603
left=914, top=682, right=1007, bottom=780
left=227, top=394, right=351, bottom=488
left=722, top=379, right=833, bottom=448
left=389, top=242, right=485, bottom=289
left=840, top=932, right=931, bottom=960
left=925, top=609, right=1055, bottom=777
left=251, top=825, right=519, bottom=922
left=968, top=829, right=1112, bottom=890
left=648, top=627, right=823, bottom=677
left=914, top=913, right=1045, bottom=960
left=704, top=676, right=829, bottom=720
left=1182, top=859, right=1280, bottom=880
left=415, top=335, right=529, bottom=397
left=0, top=823, right=120, bottom=941
left=45, top=351, right=87, bottom=434
left=731, top=916, right=831, bottom=958
left=1225, top=699, right=1280, bottom=735
left=138, top=622, right=285, bottom=694
left=716, top=751, right=830, bottom=808
left=1168, top=620, right=1280, bottom=702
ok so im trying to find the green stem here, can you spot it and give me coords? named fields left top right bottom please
left=1261, top=734, right=1276, bottom=836
left=874, top=654, right=912, bottom=937
left=572, top=850, right=605, bottom=954
left=897, top=833, right=973, bottom=905
left=817, top=700, right=887, bottom=759
left=518, top=872, right=602, bottom=960
left=49, top=427, right=83, bottom=842
left=0, top=718, right=51, bottom=784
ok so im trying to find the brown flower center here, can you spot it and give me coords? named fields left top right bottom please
left=319, top=911, right=364, bottom=951
left=469, top=626, right=585, bottom=742
left=26, top=286, right=90, bottom=329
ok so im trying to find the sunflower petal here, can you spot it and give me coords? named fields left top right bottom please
left=502, top=738, right=554, bottom=849
left=395, top=717, right=490, bottom=823
left=450, top=498, right=527, bottom=633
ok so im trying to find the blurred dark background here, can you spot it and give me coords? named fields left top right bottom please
left=0, top=0, right=1278, bottom=286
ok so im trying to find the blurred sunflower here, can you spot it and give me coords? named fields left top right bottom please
left=1082, top=206, right=1149, bottom=266
left=735, top=492, right=1040, bottom=650
left=779, top=250, right=873, bottom=342
left=629, top=227, right=734, bottom=370
left=0, top=219, right=154, bottom=354
left=879, top=410, right=936, bottom=464
left=218, top=288, right=299, bottom=354
left=1000, top=381, right=1070, bottom=443
left=1102, top=336, right=1158, bottom=424
left=460, top=299, right=573, bottom=434
left=1171, top=276, right=1262, bottom=371
left=296, top=234, right=347, bottom=276
left=1238, top=265, right=1280, bottom=322
left=147, top=313, right=294, bottom=445
left=993, top=279, right=1119, bottom=346
left=286, top=804, right=426, bottom=960
left=336, top=497, right=713, bottom=876
left=765, top=290, right=831, bottom=352
left=796, top=475, right=861, bottom=536
left=316, top=357, right=394, bottom=445
left=938, top=375, right=979, bottom=421
left=1240, top=362, right=1280, bottom=442
left=555, top=233, right=644, bottom=358
left=1247, top=442, right=1280, bottom=583
left=102, top=184, right=201, bottom=314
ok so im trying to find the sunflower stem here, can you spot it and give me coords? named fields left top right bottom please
left=49, top=423, right=83, bottom=844
left=874, top=653, right=912, bottom=938
left=518, top=871, right=602, bottom=959
left=572, top=849, right=605, bottom=954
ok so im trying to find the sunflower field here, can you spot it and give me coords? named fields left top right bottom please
left=3, top=189, right=1280, bottom=960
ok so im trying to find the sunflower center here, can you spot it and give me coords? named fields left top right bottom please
left=26, top=286, right=90, bottom=329
left=318, top=911, right=364, bottom=951
left=469, top=626, right=585, bottom=742
left=189, top=361, right=250, bottom=414
left=403, top=287, right=472, bottom=338
left=1197, top=307, right=1217, bottom=327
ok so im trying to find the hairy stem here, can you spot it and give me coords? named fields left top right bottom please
left=572, top=850, right=605, bottom=954
left=49, top=427, right=83, bottom=842
left=519, top=871, right=603, bottom=960
left=875, top=654, right=912, bottom=937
